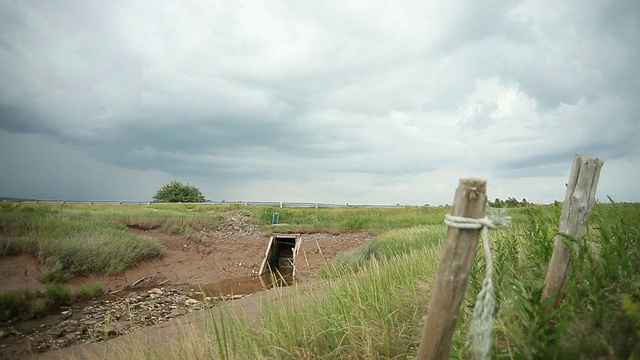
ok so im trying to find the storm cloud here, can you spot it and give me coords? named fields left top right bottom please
left=1, top=0, right=639, bottom=204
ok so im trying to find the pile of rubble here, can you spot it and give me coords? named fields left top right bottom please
left=2, top=287, right=245, bottom=354
left=204, top=210, right=261, bottom=239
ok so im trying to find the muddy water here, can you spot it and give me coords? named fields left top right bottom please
left=192, top=270, right=294, bottom=297
left=98, top=269, right=294, bottom=302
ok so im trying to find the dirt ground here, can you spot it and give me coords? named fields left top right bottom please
left=0, top=210, right=375, bottom=359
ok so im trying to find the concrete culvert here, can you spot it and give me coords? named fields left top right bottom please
left=259, top=234, right=301, bottom=277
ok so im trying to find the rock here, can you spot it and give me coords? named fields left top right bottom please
left=185, top=298, right=200, bottom=306
left=46, top=329, right=66, bottom=338
left=3, top=285, right=214, bottom=357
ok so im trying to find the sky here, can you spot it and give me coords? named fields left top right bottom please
left=0, top=0, right=639, bottom=205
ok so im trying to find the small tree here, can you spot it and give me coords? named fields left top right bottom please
left=153, top=180, right=206, bottom=203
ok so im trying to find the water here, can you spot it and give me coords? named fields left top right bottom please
left=195, top=270, right=294, bottom=297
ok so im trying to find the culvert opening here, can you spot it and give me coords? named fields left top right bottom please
left=259, top=234, right=301, bottom=279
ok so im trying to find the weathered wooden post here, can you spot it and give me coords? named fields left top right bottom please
left=542, top=154, right=604, bottom=309
left=418, top=178, right=487, bottom=360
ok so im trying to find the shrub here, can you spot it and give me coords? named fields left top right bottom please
left=30, top=299, right=48, bottom=318
left=39, top=260, right=73, bottom=283
left=0, top=289, right=32, bottom=321
left=153, top=180, right=206, bottom=203
left=45, top=284, right=71, bottom=307
left=80, top=283, right=104, bottom=299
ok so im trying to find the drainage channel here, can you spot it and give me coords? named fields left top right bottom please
left=188, top=270, right=294, bottom=299
left=0, top=233, right=304, bottom=357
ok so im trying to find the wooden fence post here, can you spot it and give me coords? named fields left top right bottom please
left=542, top=154, right=604, bottom=309
left=417, top=178, right=487, bottom=360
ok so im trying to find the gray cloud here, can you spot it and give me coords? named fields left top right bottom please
left=1, top=0, right=639, bottom=204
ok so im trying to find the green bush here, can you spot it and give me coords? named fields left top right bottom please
left=80, top=283, right=104, bottom=299
left=153, top=180, right=206, bottom=203
left=30, top=299, right=48, bottom=318
left=0, top=216, right=166, bottom=275
left=39, top=260, right=73, bottom=283
left=483, top=203, right=640, bottom=359
left=45, top=284, right=71, bottom=307
left=0, top=289, right=32, bottom=321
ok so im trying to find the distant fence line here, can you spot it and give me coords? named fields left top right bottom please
left=6, top=199, right=407, bottom=209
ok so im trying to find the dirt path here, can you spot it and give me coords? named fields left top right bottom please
left=0, top=210, right=374, bottom=359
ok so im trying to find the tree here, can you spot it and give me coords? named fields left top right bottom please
left=152, top=180, right=206, bottom=203
left=489, top=197, right=530, bottom=208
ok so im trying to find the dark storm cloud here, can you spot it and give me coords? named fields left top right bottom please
left=0, top=0, right=639, bottom=204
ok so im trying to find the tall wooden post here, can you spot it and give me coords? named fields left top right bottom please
left=418, top=178, right=487, bottom=360
left=542, top=154, right=604, bottom=308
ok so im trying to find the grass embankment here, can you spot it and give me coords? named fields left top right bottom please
left=0, top=202, right=223, bottom=320
left=0, top=202, right=439, bottom=280
left=103, top=203, right=639, bottom=359
left=105, top=225, right=446, bottom=360
left=0, top=202, right=437, bottom=321
left=0, top=203, right=168, bottom=276
left=254, top=205, right=449, bottom=233
left=3, top=202, right=639, bottom=358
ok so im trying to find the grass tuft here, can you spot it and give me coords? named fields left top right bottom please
left=79, top=283, right=104, bottom=299
left=44, top=283, right=71, bottom=307
left=0, top=206, right=167, bottom=276
left=320, top=224, right=445, bottom=278
left=39, top=259, right=73, bottom=283
left=29, top=298, right=48, bottom=318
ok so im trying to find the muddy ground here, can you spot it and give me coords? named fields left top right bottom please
left=0, top=210, right=374, bottom=359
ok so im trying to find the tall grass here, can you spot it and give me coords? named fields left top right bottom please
left=254, top=206, right=449, bottom=233
left=5, top=201, right=637, bottom=358
left=0, top=284, right=73, bottom=321
left=118, top=236, right=444, bottom=359
left=0, top=202, right=448, bottom=280
left=0, top=203, right=168, bottom=276
left=462, top=203, right=640, bottom=359
left=100, top=203, right=640, bottom=359
left=319, top=224, right=446, bottom=278
left=1, top=216, right=165, bottom=274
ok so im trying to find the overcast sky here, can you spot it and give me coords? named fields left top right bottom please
left=1, top=1, right=638, bottom=205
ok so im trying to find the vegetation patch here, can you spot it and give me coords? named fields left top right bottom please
left=44, top=284, right=71, bottom=307
left=39, top=260, right=73, bottom=283
left=1, top=201, right=638, bottom=358
left=0, top=204, right=169, bottom=277
left=0, top=284, right=76, bottom=322
left=320, top=224, right=445, bottom=278
left=105, top=203, right=640, bottom=359
left=79, top=283, right=104, bottom=299
left=0, top=289, right=32, bottom=321
left=153, top=247, right=443, bottom=359
left=255, top=206, right=449, bottom=233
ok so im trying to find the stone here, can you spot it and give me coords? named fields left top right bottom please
left=60, top=310, right=72, bottom=320
left=3, top=285, right=216, bottom=357
left=46, top=329, right=66, bottom=338
left=185, top=299, right=200, bottom=306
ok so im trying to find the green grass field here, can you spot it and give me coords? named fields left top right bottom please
left=145, top=202, right=640, bottom=359
left=1, top=201, right=639, bottom=358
